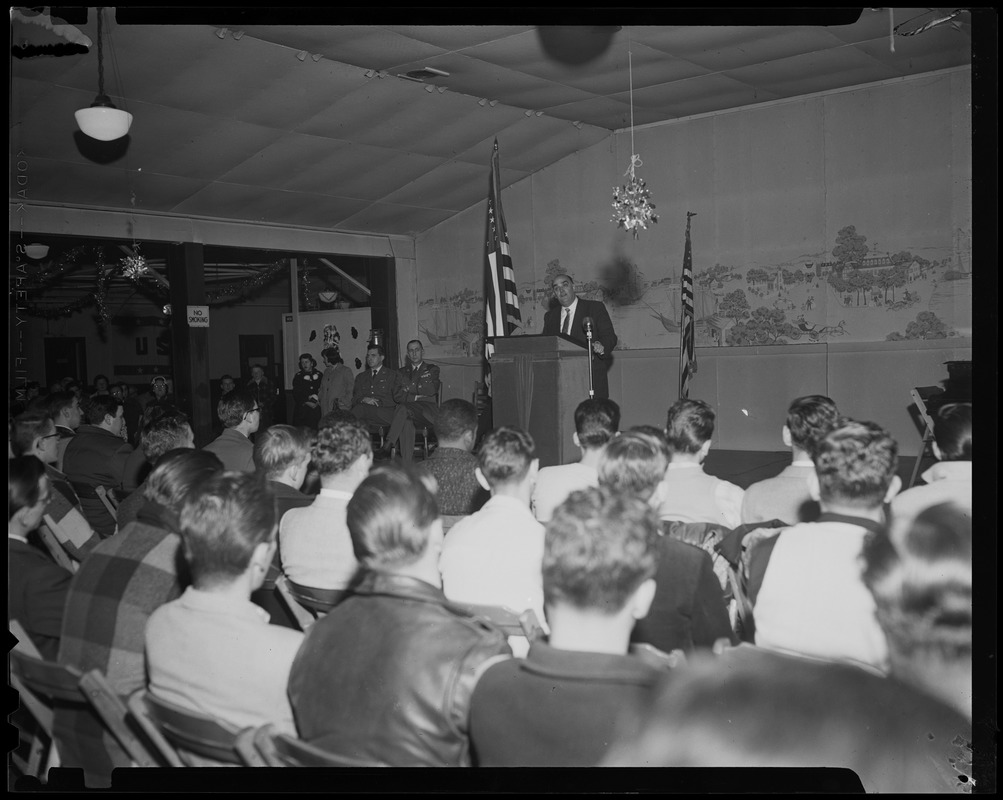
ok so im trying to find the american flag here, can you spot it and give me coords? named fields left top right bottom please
left=484, top=139, right=521, bottom=360
left=679, top=212, right=697, bottom=399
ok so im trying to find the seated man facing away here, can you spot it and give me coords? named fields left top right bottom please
left=62, top=395, right=134, bottom=539
left=115, top=409, right=195, bottom=530
left=862, top=501, right=972, bottom=721
left=11, top=411, right=101, bottom=562
left=145, top=472, right=303, bottom=738
left=659, top=398, right=744, bottom=528
left=8, top=455, right=72, bottom=661
left=417, top=398, right=488, bottom=516
left=439, top=426, right=546, bottom=628
left=202, top=389, right=259, bottom=473
left=891, top=402, right=972, bottom=530
left=748, top=420, right=900, bottom=673
left=532, top=398, right=619, bottom=523
left=279, top=417, right=371, bottom=596
left=741, top=394, right=841, bottom=526
left=56, top=449, right=223, bottom=785
left=288, top=466, right=511, bottom=766
left=253, top=424, right=315, bottom=520
left=598, top=431, right=735, bottom=655
left=469, top=486, right=665, bottom=767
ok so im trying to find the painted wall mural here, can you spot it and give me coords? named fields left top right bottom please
left=417, top=223, right=972, bottom=358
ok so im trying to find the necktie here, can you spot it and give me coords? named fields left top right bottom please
left=561, top=309, right=570, bottom=335
left=372, top=370, right=377, bottom=378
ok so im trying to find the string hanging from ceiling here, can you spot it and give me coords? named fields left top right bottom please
left=611, top=30, right=658, bottom=239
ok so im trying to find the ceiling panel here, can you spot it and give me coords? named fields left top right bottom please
left=9, top=14, right=974, bottom=239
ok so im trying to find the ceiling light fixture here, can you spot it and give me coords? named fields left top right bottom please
left=311, top=53, right=322, bottom=62
left=478, top=98, right=487, bottom=106
left=215, top=27, right=228, bottom=39
left=232, top=30, right=244, bottom=41
left=489, top=100, right=498, bottom=107
left=296, top=50, right=307, bottom=62
left=74, top=8, right=133, bottom=142
left=24, top=244, right=49, bottom=260
left=364, top=69, right=376, bottom=78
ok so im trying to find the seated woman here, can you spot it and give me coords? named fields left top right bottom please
left=145, top=472, right=304, bottom=740
left=8, top=455, right=73, bottom=660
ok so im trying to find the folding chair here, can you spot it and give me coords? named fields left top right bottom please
left=273, top=573, right=319, bottom=632
left=450, top=603, right=544, bottom=657
left=285, top=578, right=345, bottom=615
left=239, top=724, right=387, bottom=767
left=9, top=622, right=161, bottom=780
left=42, top=508, right=101, bottom=564
left=126, top=690, right=245, bottom=767
left=908, top=386, right=942, bottom=489
left=36, top=519, right=78, bottom=573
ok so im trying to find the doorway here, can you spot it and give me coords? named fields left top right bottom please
left=44, top=337, right=87, bottom=389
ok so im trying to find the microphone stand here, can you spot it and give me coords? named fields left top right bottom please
left=585, top=322, right=595, bottom=399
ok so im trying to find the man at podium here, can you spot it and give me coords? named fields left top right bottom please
left=542, top=274, right=618, bottom=399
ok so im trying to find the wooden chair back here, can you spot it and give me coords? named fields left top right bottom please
left=273, top=573, right=318, bottom=631
left=127, top=690, right=243, bottom=766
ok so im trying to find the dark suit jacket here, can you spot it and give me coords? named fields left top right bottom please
left=8, top=537, right=74, bottom=661
left=542, top=298, right=617, bottom=399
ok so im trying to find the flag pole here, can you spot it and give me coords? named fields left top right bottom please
left=679, top=212, right=697, bottom=399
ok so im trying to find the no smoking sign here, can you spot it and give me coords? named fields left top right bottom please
left=187, top=305, right=210, bottom=327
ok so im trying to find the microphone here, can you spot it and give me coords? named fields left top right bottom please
left=582, top=316, right=594, bottom=334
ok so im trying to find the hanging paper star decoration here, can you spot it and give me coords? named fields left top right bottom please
left=611, top=154, right=658, bottom=239
left=120, top=248, right=148, bottom=278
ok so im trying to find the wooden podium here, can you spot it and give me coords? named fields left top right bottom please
left=491, top=335, right=593, bottom=468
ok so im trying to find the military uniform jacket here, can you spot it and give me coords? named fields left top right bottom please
left=400, top=361, right=441, bottom=404
left=352, top=366, right=404, bottom=408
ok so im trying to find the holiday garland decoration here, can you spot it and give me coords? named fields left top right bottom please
left=612, top=154, right=658, bottom=238
left=17, top=246, right=291, bottom=320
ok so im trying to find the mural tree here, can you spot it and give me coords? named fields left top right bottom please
left=697, top=263, right=732, bottom=289
left=845, top=268, right=875, bottom=306
left=718, top=289, right=751, bottom=321
left=832, top=225, right=869, bottom=267
left=886, top=310, right=952, bottom=340
left=746, top=267, right=770, bottom=288
left=876, top=265, right=908, bottom=303
left=727, top=305, right=801, bottom=345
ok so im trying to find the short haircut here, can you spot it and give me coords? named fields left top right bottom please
left=347, top=465, right=439, bottom=569
left=318, top=408, right=358, bottom=431
left=367, top=344, right=385, bottom=358
left=786, top=395, right=840, bottom=456
left=140, top=409, right=193, bottom=463
left=574, top=398, right=620, bottom=448
left=543, top=486, right=658, bottom=614
left=9, top=455, right=46, bottom=521
left=217, top=389, right=256, bottom=428
left=82, top=395, right=122, bottom=426
left=93, top=374, right=109, bottom=387
left=10, top=411, right=53, bottom=457
left=477, top=426, right=535, bottom=487
left=312, top=418, right=371, bottom=476
left=597, top=431, right=669, bottom=503
left=254, top=425, right=314, bottom=479
left=407, top=339, right=422, bottom=350
left=812, top=420, right=898, bottom=508
left=321, top=347, right=342, bottom=365
left=46, top=391, right=76, bottom=421
left=433, top=398, right=478, bottom=441
left=298, top=352, right=316, bottom=368
left=862, top=502, right=971, bottom=661
left=179, top=472, right=277, bottom=588
left=143, top=448, right=224, bottom=508
left=219, top=374, right=234, bottom=383
left=665, top=398, right=715, bottom=455
left=933, top=403, right=972, bottom=462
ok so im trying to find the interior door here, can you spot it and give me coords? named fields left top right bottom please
left=44, top=337, right=87, bottom=389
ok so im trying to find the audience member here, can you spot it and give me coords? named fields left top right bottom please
left=211, top=374, right=237, bottom=436
left=350, top=344, right=405, bottom=432
left=253, top=424, right=315, bottom=519
left=56, top=449, right=224, bottom=784
left=115, top=410, right=196, bottom=529
left=532, top=398, right=619, bottom=523
left=659, top=398, right=744, bottom=527
left=416, top=398, right=488, bottom=515
left=8, top=455, right=73, bottom=661
left=891, top=403, right=972, bottom=530
left=382, top=339, right=441, bottom=464
left=601, top=644, right=972, bottom=792
left=246, top=365, right=278, bottom=432
left=747, top=420, right=899, bottom=672
left=46, top=391, right=82, bottom=471
left=862, top=502, right=972, bottom=720
left=439, top=426, right=546, bottom=628
left=741, top=394, right=841, bottom=525
left=110, top=382, right=143, bottom=446
left=598, top=430, right=734, bottom=654
left=146, top=375, right=176, bottom=413
left=318, top=347, right=353, bottom=415
left=146, top=472, right=303, bottom=741
left=291, top=353, right=323, bottom=429
left=219, top=374, right=236, bottom=397
left=288, top=466, right=511, bottom=766
left=11, top=412, right=101, bottom=561
left=90, top=374, right=111, bottom=398
left=122, top=403, right=183, bottom=493
left=62, top=395, right=133, bottom=538
left=469, top=486, right=664, bottom=766
left=203, top=389, right=259, bottom=472
left=279, top=418, right=371, bottom=595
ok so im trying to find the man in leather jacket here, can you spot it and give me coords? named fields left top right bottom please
left=287, top=466, right=511, bottom=766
